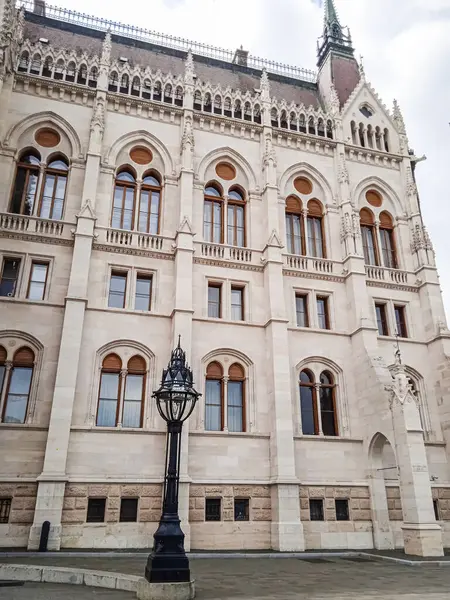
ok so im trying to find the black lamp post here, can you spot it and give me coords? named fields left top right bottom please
left=145, top=337, right=200, bottom=584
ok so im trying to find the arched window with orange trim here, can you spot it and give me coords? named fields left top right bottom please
left=138, top=171, right=161, bottom=234
left=227, top=188, right=245, bottom=247
left=39, top=155, right=69, bottom=220
left=203, top=184, right=223, bottom=243
left=307, top=199, right=326, bottom=258
left=2, top=347, right=35, bottom=424
left=285, top=195, right=304, bottom=255
left=360, top=208, right=379, bottom=265
left=205, top=361, right=223, bottom=431
left=227, top=363, right=245, bottom=432
left=319, top=371, right=338, bottom=436
left=9, top=151, right=41, bottom=216
left=299, top=369, right=317, bottom=435
left=97, top=354, right=122, bottom=427
left=123, top=355, right=146, bottom=428
left=111, top=169, right=136, bottom=230
left=379, top=211, right=397, bottom=268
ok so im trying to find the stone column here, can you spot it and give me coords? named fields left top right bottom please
left=368, top=468, right=394, bottom=550
left=387, top=363, right=443, bottom=556
left=28, top=31, right=110, bottom=551
left=259, top=70, right=303, bottom=551
left=173, top=49, right=196, bottom=551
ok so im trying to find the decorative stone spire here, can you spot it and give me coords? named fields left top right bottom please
left=260, top=68, right=270, bottom=101
left=392, top=99, right=406, bottom=135
left=358, top=55, right=366, bottom=82
left=317, top=0, right=353, bottom=68
left=100, top=31, right=112, bottom=67
left=328, top=82, right=340, bottom=116
left=184, top=48, right=195, bottom=85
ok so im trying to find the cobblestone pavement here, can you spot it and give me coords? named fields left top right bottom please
left=2, top=556, right=450, bottom=599
left=0, top=582, right=133, bottom=599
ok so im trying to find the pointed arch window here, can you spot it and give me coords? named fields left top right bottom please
left=360, top=208, right=379, bottom=265
left=108, top=71, right=118, bottom=92
left=143, top=79, right=152, bottom=100
left=204, top=93, right=212, bottom=113
left=244, top=102, right=252, bottom=121
left=299, top=370, right=317, bottom=435
left=54, top=59, right=65, bottom=80
left=2, top=347, right=34, bottom=424
left=131, top=76, right=140, bottom=97
left=42, top=56, right=52, bottom=78
left=96, top=354, right=121, bottom=427
left=112, top=169, right=136, bottom=230
left=213, top=95, right=222, bottom=115
left=66, top=61, right=76, bottom=83
left=224, top=97, right=232, bottom=117
left=204, top=361, right=245, bottom=432
left=203, top=184, right=223, bottom=243
left=123, top=355, right=146, bottom=428
left=205, top=361, right=223, bottom=431
left=175, top=86, right=183, bottom=107
left=319, top=371, right=338, bottom=436
left=153, top=81, right=162, bottom=102
left=285, top=195, right=305, bottom=255
left=9, top=151, right=40, bottom=216
left=18, top=51, right=29, bottom=72
left=88, top=67, right=98, bottom=88
left=227, top=188, right=245, bottom=247
left=30, top=53, right=41, bottom=75
left=120, top=74, right=129, bottom=94
left=39, top=156, right=69, bottom=220
left=379, top=211, right=397, bottom=268
left=194, top=90, right=202, bottom=110
left=234, top=100, right=242, bottom=119
left=164, top=84, right=173, bottom=104
left=307, top=200, right=325, bottom=258
left=138, top=172, right=161, bottom=234
left=77, top=64, right=87, bottom=86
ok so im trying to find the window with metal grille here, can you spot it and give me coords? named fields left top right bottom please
left=309, top=498, right=324, bottom=521
left=234, top=498, right=249, bottom=521
left=0, top=498, right=12, bottom=523
left=205, top=498, right=221, bottom=521
left=335, top=499, right=350, bottom=521
left=86, top=498, right=106, bottom=523
left=433, top=499, right=440, bottom=521
left=120, top=498, right=138, bottom=522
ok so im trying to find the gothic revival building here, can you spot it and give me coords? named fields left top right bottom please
left=0, top=0, right=449, bottom=556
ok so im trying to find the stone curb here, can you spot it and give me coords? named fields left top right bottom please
left=0, top=563, right=140, bottom=592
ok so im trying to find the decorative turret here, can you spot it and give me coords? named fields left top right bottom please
left=317, top=0, right=354, bottom=69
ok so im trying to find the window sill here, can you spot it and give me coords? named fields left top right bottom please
left=294, top=435, right=363, bottom=443
left=192, top=430, right=270, bottom=439
left=71, top=425, right=165, bottom=435
left=0, top=422, right=47, bottom=430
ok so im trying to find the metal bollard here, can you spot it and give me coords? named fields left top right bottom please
left=38, top=521, right=50, bottom=552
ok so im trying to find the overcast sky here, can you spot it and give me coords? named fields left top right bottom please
left=50, top=0, right=450, bottom=317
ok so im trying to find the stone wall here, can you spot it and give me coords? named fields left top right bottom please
left=432, top=488, right=450, bottom=520
left=0, top=483, right=37, bottom=547
left=189, top=484, right=271, bottom=550
left=386, top=487, right=403, bottom=521
left=60, top=483, right=162, bottom=549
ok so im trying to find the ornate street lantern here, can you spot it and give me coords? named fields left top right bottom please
left=145, top=337, right=200, bottom=584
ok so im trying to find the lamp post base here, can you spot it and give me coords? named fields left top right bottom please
left=137, top=578, right=195, bottom=600
left=145, top=514, right=191, bottom=583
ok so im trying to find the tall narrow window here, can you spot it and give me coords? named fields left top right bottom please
left=285, top=196, right=304, bottom=255
left=379, top=212, right=397, bottom=268
left=123, top=356, right=145, bottom=428
left=27, top=262, right=49, bottom=301
left=203, top=185, right=223, bottom=243
left=108, top=271, right=127, bottom=309
left=208, top=283, right=221, bottom=318
left=228, top=363, right=245, bottom=433
left=97, top=354, right=121, bottom=427
left=227, top=189, right=245, bottom=247
left=375, top=303, right=389, bottom=336
left=39, top=156, right=69, bottom=220
left=0, top=498, right=12, bottom=524
left=112, top=170, right=136, bottom=230
left=0, top=258, right=21, bottom=297
left=299, top=370, right=317, bottom=435
left=205, top=362, right=223, bottom=431
left=135, top=275, right=152, bottom=311
left=335, top=499, right=349, bottom=521
left=296, top=294, right=309, bottom=327
left=307, top=200, right=325, bottom=258
left=9, top=152, right=40, bottom=216
left=66, top=61, right=76, bottom=82
left=317, top=296, right=330, bottom=330
left=120, top=498, right=138, bottom=522
left=394, top=305, right=408, bottom=338
left=2, top=347, right=34, bottom=424
left=231, top=286, right=244, bottom=321
left=0, top=346, right=7, bottom=403
left=234, top=498, right=249, bottom=521
left=360, top=208, right=379, bottom=266
left=138, top=173, right=161, bottom=234
left=319, top=371, right=337, bottom=436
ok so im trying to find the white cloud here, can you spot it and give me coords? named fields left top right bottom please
left=48, top=0, right=450, bottom=316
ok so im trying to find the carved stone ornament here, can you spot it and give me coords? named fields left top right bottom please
left=328, top=83, right=340, bottom=116
left=90, top=96, right=105, bottom=135
left=0, top=2, right=24, bottom=76
left=385, top=363, right=419, bottom=409
left=263, top=132, right=277, bottom=167
left=392, top=99, right=406, bottom=135
left=406, top=166, right=418, bottom=197
left=410, top=223, right=434, bottom=254
left=337, top=153, right=349, bottom=184
left=181, top=114, right=194, bottom=153
left=260, top=68, right=270, bottom=101
left=184, top=49, right=195, bottom=85
left=340, top=213, right=352, bottom=241
left=101, top=31, right=112, bottom=66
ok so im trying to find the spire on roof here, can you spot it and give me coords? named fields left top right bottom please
left=317, top=0, right=354, bottom=69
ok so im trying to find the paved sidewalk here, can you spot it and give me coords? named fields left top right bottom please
left=0, top=582, right=133, bottom=599
left=2, top=555, right=450, bottom=599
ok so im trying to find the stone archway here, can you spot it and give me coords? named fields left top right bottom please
left=368, top=432, right=396, bottom=550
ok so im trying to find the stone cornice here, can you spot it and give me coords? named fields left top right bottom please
left=0, top=231, right=74, bottom=247
left=366, top=280, right=419, bottom=293
left=193, top=257, right=264, bottom=272
left=283, top=269, right=345, bottom=283
left=92, top=243, right=175, bottom=261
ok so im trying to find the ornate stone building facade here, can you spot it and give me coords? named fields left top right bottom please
left=0, top=0, right=449, bottom=556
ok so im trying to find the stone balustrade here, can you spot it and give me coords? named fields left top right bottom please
left=365, top=265, right=409, bottom=285
left=284, top=254, right=336, bottom=275
left=0, top=212, right=71, bottom=240
left=95, top=226, right=168, bottom=253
